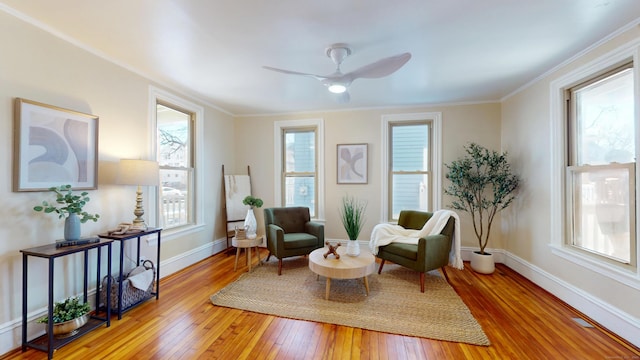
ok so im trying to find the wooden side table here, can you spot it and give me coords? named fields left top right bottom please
left=21, top=239, right=113, bottom=359
left=232, top=235, right=264, bottom=272
left=98, top=227, right=161, bottom=319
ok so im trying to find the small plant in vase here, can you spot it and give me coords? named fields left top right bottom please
left=37, top=296, right=91, bottom=338
left=242, top=195, right=263, bottom=239
left=33, top=184, right=100, bottom=241
left=339, top=195, right=367, bottom=256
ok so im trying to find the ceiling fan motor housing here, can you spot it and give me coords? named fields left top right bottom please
left=326, top=43, right=351, bottom=65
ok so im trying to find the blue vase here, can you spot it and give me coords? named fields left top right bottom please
left=64, top=213, right=81, bottom=241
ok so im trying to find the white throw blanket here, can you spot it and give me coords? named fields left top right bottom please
left=369, top=210, right=463, bottom=270
left=128, top=268, right=154, bottom=291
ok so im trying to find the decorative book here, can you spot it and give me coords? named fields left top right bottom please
left=55, top=236, right=100, bottom=248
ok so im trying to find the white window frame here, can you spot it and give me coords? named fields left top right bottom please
left=274, top=118, right=325, bottom=222
left=550, top=41, right=640, bottom=287
left=150, top=86, right=204, bottom=240
left=381, top=112, right=442, bottom=222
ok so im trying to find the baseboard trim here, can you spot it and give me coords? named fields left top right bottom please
left=0, top=237, right=228, bottom=357
left=502, top=251, right=640, bottom=349
left=3, top=240, right=637, bottom=356
left=158, top=238, right=227, bottom=278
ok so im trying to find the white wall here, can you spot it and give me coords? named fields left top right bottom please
left=234, top=103, right=502, bottom=248
left=0, top=11, right=234, bottom=354
left=501, top=24, right=640, bottom=347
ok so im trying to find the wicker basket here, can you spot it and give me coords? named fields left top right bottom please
left=101, top=260, right=155, bottom=311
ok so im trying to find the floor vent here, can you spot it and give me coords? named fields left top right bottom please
left=572, top=318, right=594, bottom=328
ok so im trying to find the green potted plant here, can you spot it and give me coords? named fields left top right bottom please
left=242, top=195, right=263, bottom=238
left=242, top=195, right=264, bottom=209
left=33, top=184, right=100, bottom=241
left=444, top=143, right=519, bottom=274
left=339, top=195, right=367, bottom=256
left=37, top=296, right=91, bottom=338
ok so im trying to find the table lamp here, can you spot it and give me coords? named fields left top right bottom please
left=117, top=159, right=159, bottom=230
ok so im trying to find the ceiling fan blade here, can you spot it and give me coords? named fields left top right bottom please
left=262, top=66, right=327, bottom=81
left=345, top=52, right=412, bottom=80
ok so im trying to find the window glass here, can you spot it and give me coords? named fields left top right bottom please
left=567, top=63, right=635, bottom=266
left=157, top=103, right=194, bottom=229
left=283, top=128, right=316, bottom=216
left=389, top=122, right=430, bottom=219
left=574, top=68, right=635, bottom=166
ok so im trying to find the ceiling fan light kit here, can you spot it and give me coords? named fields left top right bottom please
left=327, top=84, right=347, bottom=94
left=263, top=43, right=411, bottom=102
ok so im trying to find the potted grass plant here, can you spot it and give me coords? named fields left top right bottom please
left=444, top=143, right=519, bottom=274
left=339, top=195, right=367, bottom=256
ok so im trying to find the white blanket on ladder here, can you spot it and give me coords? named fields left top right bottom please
left=369, top=210, right=464, bottom=270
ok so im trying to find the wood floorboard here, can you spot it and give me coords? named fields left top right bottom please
left=3, top=248, right=639, bottom=359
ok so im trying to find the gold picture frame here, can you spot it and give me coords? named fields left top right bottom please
left=13, top=98, right=99, bottom=191
left=337, top=143, right=368, bottom=184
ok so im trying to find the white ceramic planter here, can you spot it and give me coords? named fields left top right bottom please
left=244, top=208, right=257, bottom=239
left=470, top=251, right=495, bottom=274
left=345, top=240, right=360, bottom=256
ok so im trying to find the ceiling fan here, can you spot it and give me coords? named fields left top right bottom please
left=263, top=43, right=411, bottom=103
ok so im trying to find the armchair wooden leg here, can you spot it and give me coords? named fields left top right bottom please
left=266, top=252, right=272, bottom=262
left=441, top=266, right=450, bottom=284
left=377, top=259, right=386, bottom=274
left=420, top=273, right=425, bottom=293
left=278, top=259, right=283, bottom=275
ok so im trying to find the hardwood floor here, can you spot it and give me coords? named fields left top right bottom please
left=4, top=249, right=639, bottom=359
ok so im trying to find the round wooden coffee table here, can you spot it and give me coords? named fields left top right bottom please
left=308, top=245, right=375, bottom=300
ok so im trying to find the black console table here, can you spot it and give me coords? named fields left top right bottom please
left=98, top=227, right=161, bottom=319
left=21, top=239, right=113, bottom=359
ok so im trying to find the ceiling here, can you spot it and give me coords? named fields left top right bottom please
left=2, top=1, right=640, bottom=116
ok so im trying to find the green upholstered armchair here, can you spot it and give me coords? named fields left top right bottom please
left=264, top=207, right=324, bottom=275
left=376, top=210, right=455, bottom=292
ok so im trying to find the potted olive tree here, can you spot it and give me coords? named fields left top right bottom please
left=339, top=195, right=367, bottom=256
left=444, top=143, right=519, bottom=274
left=33, top=184, right=100, bottom=241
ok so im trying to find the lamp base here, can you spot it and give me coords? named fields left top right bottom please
left=130, top=185, right=148, bottom=231
left=130, top=218, right=148, bottom=231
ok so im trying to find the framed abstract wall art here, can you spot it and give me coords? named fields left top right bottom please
left=337, top=143, right=368, bottom=184
left=13, top=98, right=99, bottom=191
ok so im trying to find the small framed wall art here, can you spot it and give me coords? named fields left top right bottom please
left=13, top=98, right=99, bottom=191
left=337, top=143, right=368, bottom=184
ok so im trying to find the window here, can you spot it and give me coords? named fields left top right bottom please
left=151, top=87, right=203, bottom=233
left=382, top=113, right=442, bottom=222
left=566, top=62, right=636, bottom=267
left=274, top=119, right=325, bottom=220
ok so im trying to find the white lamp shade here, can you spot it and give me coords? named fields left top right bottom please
left=117, top=159, right=159, bottom=186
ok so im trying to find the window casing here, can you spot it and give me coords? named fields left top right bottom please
left=150, top=86, right=204, bottom=236
left=156, top=102, right=194, bottom=229
left=282, top=127, right=317, bottom=216
left=565, top=62, right=636, bottom=269
left=550, top=43, right=640, bottom=285
left=274, top=119, right=325, bottom=220
left=382, top=113, right=442, bottom=222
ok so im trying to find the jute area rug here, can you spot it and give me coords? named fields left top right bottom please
left=210, top=257, right=489, bottom=346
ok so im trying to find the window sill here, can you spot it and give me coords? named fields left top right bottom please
left=146, top=223, right=206, bottom=245
left=549, top=244, right=640, bottom=290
